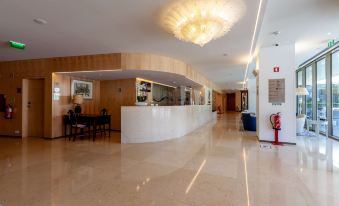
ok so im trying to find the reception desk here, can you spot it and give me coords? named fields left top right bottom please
left=121, top=105, right=214, bottom=143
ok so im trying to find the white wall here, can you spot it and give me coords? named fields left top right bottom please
left=257, top=44, right=296, bottom=143
left=121, top=105, right=214, bottom=143
left=247, top=78, right=256, bottom=113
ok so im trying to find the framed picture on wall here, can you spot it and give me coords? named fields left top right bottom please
left=71, top=80, right=93, bottom=99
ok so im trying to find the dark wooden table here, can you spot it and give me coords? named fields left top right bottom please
left=64, top=114, right=111, bottom=140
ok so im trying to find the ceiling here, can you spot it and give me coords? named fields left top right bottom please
left=57, top=70, right=202, bottom=88
left=1, top=0, right=338, bottom=90
left=0, top=0, right=261, bottom=90
left=257, top=0, right=339, bottom=67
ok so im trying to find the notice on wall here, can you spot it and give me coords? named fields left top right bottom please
left=268, top=79, right=285, bottom=104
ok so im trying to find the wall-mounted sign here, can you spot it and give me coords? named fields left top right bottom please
left=328, top=39, right=336, bottom=48
left=268, top=79, right=285, bottom=104
left=53, top=83, right=60, bottom=101
left=273, top=67, right=280, bottom=72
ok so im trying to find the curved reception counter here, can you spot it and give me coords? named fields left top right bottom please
left=121, top=105, right=214, bottom=143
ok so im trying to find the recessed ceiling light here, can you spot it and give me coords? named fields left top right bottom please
left=34, top=18, right=47, bottom=25
left=327, top=32, right=332, bottom=35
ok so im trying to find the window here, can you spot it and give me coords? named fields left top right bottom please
left=316, top=58, right=326, bottom=132
left=297, top=71, right=303, bottom=87
left=306, top=66, right=313, bottom=118
left=332, top=51, right=339, bottom=136
left=297, top=71, right=303, bottom=114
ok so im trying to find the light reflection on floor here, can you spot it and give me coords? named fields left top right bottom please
left=0, top=113, right=339, bottom=206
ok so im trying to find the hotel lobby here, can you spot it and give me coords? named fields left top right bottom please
left=1, top=0, right=339, bottom=205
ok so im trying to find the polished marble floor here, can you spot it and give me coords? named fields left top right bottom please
left=0, top=112, right=339, bottom=206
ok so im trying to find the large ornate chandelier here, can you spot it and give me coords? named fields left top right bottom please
left=161, top=0, right=246, bottom=47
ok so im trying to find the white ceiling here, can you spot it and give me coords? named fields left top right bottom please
left=257, top=0, right=339, bottom=67
left=57, top=70, right=202, bottom=88
left=1, top=0, right=338, bottom=90
left=0, top=0, right=261, bottom=90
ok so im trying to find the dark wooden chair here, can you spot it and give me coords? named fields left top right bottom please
left=95, top=108, right=110, bottom=137
left=67, top=111, right=91, bottom=141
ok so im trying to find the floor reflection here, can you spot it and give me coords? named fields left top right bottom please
left=0, top=113, right=339, bottom=206
left=297, top=135, right=339, bottom=172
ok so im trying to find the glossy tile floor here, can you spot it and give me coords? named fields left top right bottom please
left=1, top=113, right=339, bottom=206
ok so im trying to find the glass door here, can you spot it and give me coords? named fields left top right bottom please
left=316, top=58, right=326, bottom=132
left=332, top=50, right=339, bottom=137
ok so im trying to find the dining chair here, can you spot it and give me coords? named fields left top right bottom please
left=95, top=108, right=110, bottom=137
left=67, top=111, right=91, bottom=141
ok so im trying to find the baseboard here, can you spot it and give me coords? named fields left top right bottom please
left=259, top=140, right=296, bottom=145
left=0, top=135, right=22, bottom=138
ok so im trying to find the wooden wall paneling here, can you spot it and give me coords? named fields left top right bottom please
left=121, top=53, right=222, bottom=92
left=100, top=79, right=136, bottom=131
left=0, top=74, right=23, bottom=136
left=52, top=74, right=101, bottom=137
left=0, top=52, right=220, bottom=138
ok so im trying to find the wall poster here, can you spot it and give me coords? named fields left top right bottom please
left=268, top=79, right=285, bottom=104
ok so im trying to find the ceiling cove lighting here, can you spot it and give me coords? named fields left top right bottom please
left=243, top=0, right=263, bottom=89
left=161, top=0, right=246, bottom=47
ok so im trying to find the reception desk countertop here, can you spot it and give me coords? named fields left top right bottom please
left=121, top=105, right=214, bottom=143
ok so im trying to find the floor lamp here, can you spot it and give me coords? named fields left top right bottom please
left=296, top=87, right=309, bottom=116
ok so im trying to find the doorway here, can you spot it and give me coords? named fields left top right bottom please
left=22, top=79, right=44, bottom=137
left=226, top=93, right=236, bottom=111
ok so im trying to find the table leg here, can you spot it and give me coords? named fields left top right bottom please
left=315, top=124, right=320, bottom=137
left=109, top=122, right=111, bottom=137
left=93, top=121, right=96, bottom=141
left=64, top=123, right=67, bottom=139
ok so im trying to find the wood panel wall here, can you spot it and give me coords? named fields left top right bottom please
left=100, top=79, right=136, bottom=130
left=121, top=53, right=221, bottom=92
left=52, top=74, right=101, bottom=137
left=0, top=52, right=220, bottom=138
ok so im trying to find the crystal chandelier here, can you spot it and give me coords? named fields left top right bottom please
left=161, top=0, right=246, bottom=47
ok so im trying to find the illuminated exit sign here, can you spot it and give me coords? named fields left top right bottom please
left=328, top=39, right=336, bottom=48
left=9, top=40, right=26, bottom=50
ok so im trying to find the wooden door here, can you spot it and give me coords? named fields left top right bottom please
left=226, top=93, right=236, bottom=111
left=23, top=79, right=44, bottom=137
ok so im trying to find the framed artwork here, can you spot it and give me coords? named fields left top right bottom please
left=71, top=80, right=93, bottom=99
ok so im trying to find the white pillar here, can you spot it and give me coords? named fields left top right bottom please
left=257, top=44, right=296, bottom=144
left=247, top=79, right=256, bottom=113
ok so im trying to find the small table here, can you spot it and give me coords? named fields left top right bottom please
left=306, top=119, right=328, bottom=138
left=64, top=114, right=111, bottom=140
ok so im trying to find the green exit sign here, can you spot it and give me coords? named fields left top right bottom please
left=328, top=39, right=336, bottom=48
left=9, top=40, right=26, bottom=50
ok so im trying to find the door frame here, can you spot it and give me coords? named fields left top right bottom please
left=22, top=78, right=45, bottom=138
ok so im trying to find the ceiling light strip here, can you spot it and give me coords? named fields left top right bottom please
left=55, top=69, right=123, bottom=74
left=243, top=0, right=264, bottom=88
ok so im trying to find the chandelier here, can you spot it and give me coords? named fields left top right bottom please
left=161, top=0, right=246, bottom=47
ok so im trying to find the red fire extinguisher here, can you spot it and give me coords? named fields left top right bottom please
left=4, top=104, right=13, bottom=119
left=270, top=112, right=283, bottom=145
